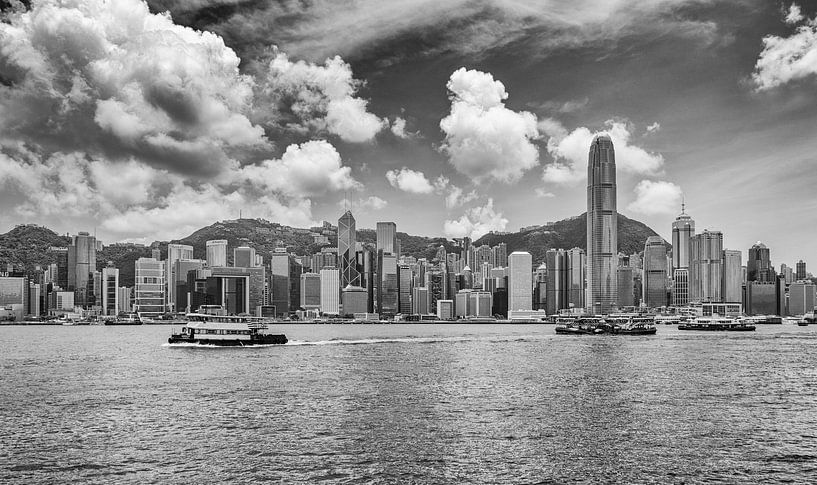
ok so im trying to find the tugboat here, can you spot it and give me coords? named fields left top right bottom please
left=678, top=316, right=755, bottom=331
left=168, top=305, right=287, bottom=346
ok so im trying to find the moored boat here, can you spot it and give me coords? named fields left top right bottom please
left=168, top=306, right=287, bottom=346
left=678, top=317, right=755, bottom=331
left=555, top=315, right=656, bottom=335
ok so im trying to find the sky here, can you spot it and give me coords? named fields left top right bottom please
left=1, top=0, right=816, bottom=269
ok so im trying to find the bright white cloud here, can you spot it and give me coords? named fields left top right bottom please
left=753, top=13, right=817, bottom=90
left=645, top=122, right=661, bottom=135
left=627, top=180, right=683, bottom=215
left=261, top=51, right=386, bottom=142
left=440, top=68, right=539, bottom=184
left=542, top=119, right=664, bottom=185
left=443, top=198, right=508, bottom=240
left=390, top=116, right=419, bottom=139
left=785, top=4, right=804, bottom=25
left=359, top=196, right=388, bottom=211
left=236, top=140, right=360, bottom=197
left=386, top=167, right=435, bottom=194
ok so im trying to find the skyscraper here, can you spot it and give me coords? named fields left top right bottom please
left=567, top=248, right=586, bottom=310
left=722, top=249, right=742, bottom=303
left=101, top=262, right=119, bottom=316
left=134, top=257, right=165, bottom=317
left=300, top=272, right=321, bottom=310
left=376, top=222, right=397, bottom=255
left=747, top=242, right=772, bottom=282
left=796, top=260, right=807, bottom=280
left=690, top=230, right=723, bottom=303
left=166, top=243, right=193, bottom=312
left=672, top=203, right=695, bottom=270
left=508, top=251, right=532, bottom=311
left=338, top=211, right=361, bottom=288
left=587, top=135, right=618, bottom=314
left=643, top=236, right=668, bottom=308
left=546, top=249, right=569, bottom=315
left=319, top=268, right=340, bottom=315
left=67, top=232, right=97, bottom=308
left=234, top=246, right=257, bottom=268
left=206, top=240, right=228, bottom=267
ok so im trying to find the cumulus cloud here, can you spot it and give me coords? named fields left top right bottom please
left=390, top=116, right=419, bottom=139
left=443, top=198, right=508, bottom=240
left=386, top=167, right=435, bottom=194
left=235, top=140, right=360, bottom=197
left=645, top=122, right=661, bottom=135
left=785, top=4, right=804, bottom=25
left=0, top=0, right=370, bottom=242
left=626, top=180, right=683, bottom=215
left=440, top=68, right=539, bottom=184
left=258, top=50, right=386, bottom=142
left=0, top=0, right=268, bottom=177
left=752, top=11, right=817, bottom=90
left=444, top=185, right=478, bottom=209
left=339, top=196, right=388, bottom=211
left=541, top=119, right=665, bottom=185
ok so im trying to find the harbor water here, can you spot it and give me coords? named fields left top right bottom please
left=2, top=324, right=816, bottom=483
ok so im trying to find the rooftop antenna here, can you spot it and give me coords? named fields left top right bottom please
left=681, top=194, right=686, bottom=215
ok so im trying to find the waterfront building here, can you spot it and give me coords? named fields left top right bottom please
left=166, top=244, right=193, bottom=311
left=746, top=279, right=784, bottom=316
left=722, top=250, right=743, bottom=303
left=455, top=289, right=472, bottom=318
left=413, top=286, right=430, bottom=315
left=533, top=263, right=547, bottom=311
left=300, top=272, right=321, bottom=310
left=134, top=257, right=165, bottom=317
left=101, top=263, right=119, bottom=316
left=377, top=251, right=398, bottom=316
left=747, top=242, right=773, bottom=282
left=172, top=259, right=205, bottom=312
left=195, top=266, right=267, bottom=315
left=118, top=286, right=132, bottom=314
left=470, top=291, right=492, bottom=317
left=206, top=240, right=228, bottom=267
left=49, top=291, right=74, bottom=315
left=319, top=268, right=340, bottom=315
left=546, top=249, right=569, bottom=315
left=376, top=222, right=397, bottom=255
left=0, top=275, right=28, bottom=321
left=643, top=236, right=668, bottom=308
left=567, top=248, right=586, bottom=310
left=508, top=251, right=532, bottom=311
left=341, top=285, right=368, bottom=316
left=586, top=135, right=618, bottom=314
left=617, top=266, right=635, bottom=308
left=672, top=204, right=694, bottom=270
left=67, top=232, right=97, bottom=308
left=690, top=230, right=723, bottom=303
left=398, top=264, right=412, bottom=314
left=271, top=247, right=301, bottom=316
left=672, top=268, right=689, bottom=307
left=788, top=281, right=816, bottom=316
left=339, top=211, right=361, bottom=288
left=437, top=299, right=454, bottom=320
left=796, top=260, right=807, bottom=280
left=234, top=246, right=257, bottom=268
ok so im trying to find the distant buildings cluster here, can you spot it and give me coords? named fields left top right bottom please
left=1, top=137, right=815, bottom=321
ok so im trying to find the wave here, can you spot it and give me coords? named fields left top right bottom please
left=285, top=334, right=550, bottom=346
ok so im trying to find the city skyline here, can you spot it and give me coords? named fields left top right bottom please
left=1, top=1, right=816, bottom=267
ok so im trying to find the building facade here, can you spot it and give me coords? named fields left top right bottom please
left=508, top=251, right=532, bottom=312
left=586, top=135, right=618, bottom=314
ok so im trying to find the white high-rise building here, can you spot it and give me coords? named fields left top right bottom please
left=206, top=240, right=228, bottom=267
left=508, top=251, right=532, bottom=311
left=320, top=267, right=340, bottom=315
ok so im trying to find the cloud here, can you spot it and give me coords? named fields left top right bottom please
left=359, top=196, right=388, bottom=211
left=156, top=1, right=724, bottom=63
left=440, top=68, right=539, bottom=184
left=0, top=0, right=374, bottom=243
left=390, top=116, right=419, bottom=139
left=0, top=0, right=269, bottom=178
left=386, top=167, right=435, bottom=194
left=257, top=50, right=386, bottom=142
left=541, top=119, right=664, bottom=185
left=445, top=185, right=479, bottom=209
left=752, top=13, right=817, bottom=90
left=645, top=122, right=661, bottom=135
left=535, top=188, right=555, bottom=198
left=443, top=198, right=508, bottom=240
left=626, top=180, right=683, bottom=215
left=785, top=4, right=804, bottom=25
left=234, top=140, right=361, bottom=197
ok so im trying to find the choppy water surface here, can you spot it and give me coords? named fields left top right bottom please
left=2, top=324, right=816, bottom=483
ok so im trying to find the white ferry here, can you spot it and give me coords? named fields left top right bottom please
left=168, top=305, right=287, bottom=346
left=678, top=316, right=755, bottom=331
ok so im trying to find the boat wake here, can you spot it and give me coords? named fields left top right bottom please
left=285, top=334, right=549, bottom=346
left=162, top=342, right=281, bottom=349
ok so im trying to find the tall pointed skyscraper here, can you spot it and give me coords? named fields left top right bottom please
left=587, top=135, right=617, bottom=314
left=338, top=210, right=361, bottom=288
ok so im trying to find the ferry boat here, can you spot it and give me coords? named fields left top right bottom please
left=678, top=317, right=755, bottom=331
left=105, top=313, right=143, bottom=325
left=555, top=315, right=656, bottom=335
left=168, top=306, right=287, bottom=346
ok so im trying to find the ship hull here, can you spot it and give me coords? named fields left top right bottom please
left=167, top=334, right=288, bottom=346
left=678, top=324, right=755, bottom=331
